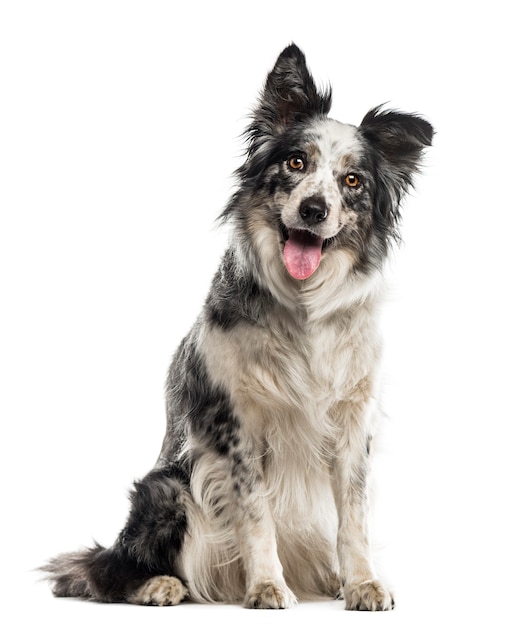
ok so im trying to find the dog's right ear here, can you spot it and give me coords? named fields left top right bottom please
left=247, top=44, right=332, bottom=146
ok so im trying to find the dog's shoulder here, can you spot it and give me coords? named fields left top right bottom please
left=204, top=247, right=276, bottom=331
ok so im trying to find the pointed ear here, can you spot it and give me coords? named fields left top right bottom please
left=360, top=106, right=434, bottom=190
left=248, top=44, right=332, bottom=143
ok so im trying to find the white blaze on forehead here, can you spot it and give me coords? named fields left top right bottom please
left=308, top=119, right=364, bottom=167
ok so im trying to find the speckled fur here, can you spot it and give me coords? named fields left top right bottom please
left=42, top=44, right=432, bottom=610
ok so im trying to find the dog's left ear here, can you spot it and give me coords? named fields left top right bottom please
left=359, top=106, right=434, bottom=190
left=249, top=44, right=332, bottom=142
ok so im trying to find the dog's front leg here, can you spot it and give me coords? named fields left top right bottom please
left=331, top=395, right=394, bottom=611
left=233, top=456, right=296, bottom=609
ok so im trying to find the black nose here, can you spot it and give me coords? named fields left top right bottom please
left=299, top=197, right=328, bottom=225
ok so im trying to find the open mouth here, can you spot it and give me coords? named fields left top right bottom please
left=280, top=225, right=325, bottom=280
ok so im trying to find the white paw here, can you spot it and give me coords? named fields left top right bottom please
left=245, top=579, right=297, bottom=609
left=128, top=575, right=188, bottom=606
left=343, top=579, right=394, bottom=611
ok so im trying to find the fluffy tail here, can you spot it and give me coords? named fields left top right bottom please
left=42, top=544, right=102, bottom=599
left=42, top=542, right=153, bottom=603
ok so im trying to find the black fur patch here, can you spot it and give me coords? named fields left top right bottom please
left=206, top=248, right=275, bottom=330
left=359, top=106, right=434, bottom=217
left=166, top=331, right=241, bottom=458
left=118, top=464, right=189, bottom=572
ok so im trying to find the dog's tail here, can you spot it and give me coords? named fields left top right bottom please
left=41, top=542, right=151, bottom=602
left=42, top=544, right=103, bottom=599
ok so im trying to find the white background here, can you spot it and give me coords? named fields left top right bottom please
left=1, top=1, right=516, bottom=624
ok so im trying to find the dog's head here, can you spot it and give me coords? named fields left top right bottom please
left=224, top=44, right=433, bottom=285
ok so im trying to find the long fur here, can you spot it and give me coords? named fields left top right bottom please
left=42, top=44, right=433, bottom=610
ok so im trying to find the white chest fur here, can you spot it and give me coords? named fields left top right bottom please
left=200, top=294, right=381, bottom=440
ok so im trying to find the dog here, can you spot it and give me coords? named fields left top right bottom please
left=43, top=43, right=433, bottom=610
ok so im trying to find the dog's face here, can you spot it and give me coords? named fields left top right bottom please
left=273, top=120, right=365, bottom=241
left=223, top=45, right=433, bottom=285
left=263, top=119, right=378, bottom=280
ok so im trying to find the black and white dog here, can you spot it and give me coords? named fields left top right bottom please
left=44, top=44, right=433, bottom=610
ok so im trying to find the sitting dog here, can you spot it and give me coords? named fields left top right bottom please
left=44, top=43, right=433, bottom=610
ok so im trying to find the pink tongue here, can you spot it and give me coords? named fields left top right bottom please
left=283, top=230, right=324, bottom=280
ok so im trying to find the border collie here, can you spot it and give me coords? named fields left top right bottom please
left=43, top=43, right=433, bottom=610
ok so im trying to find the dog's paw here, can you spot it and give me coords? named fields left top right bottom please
left=343, top=579, right=394, bottom=611
left=245, top=579, right=297, bottom=609
left=128, top=575, right=188, bottom=606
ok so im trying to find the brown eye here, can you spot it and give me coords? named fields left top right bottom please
left=345, top=173, right=361, bottom=188
left=288, top=156, right=305, bottom=171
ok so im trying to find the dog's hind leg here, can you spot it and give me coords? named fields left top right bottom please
left=43, top=463, right=190, bottom=605
left=117, top=463, right=191, bottom=605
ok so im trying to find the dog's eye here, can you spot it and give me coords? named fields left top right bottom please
left=288, top=156, right=305, bottom=171
left=344, top=173, right=361, bottom=188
